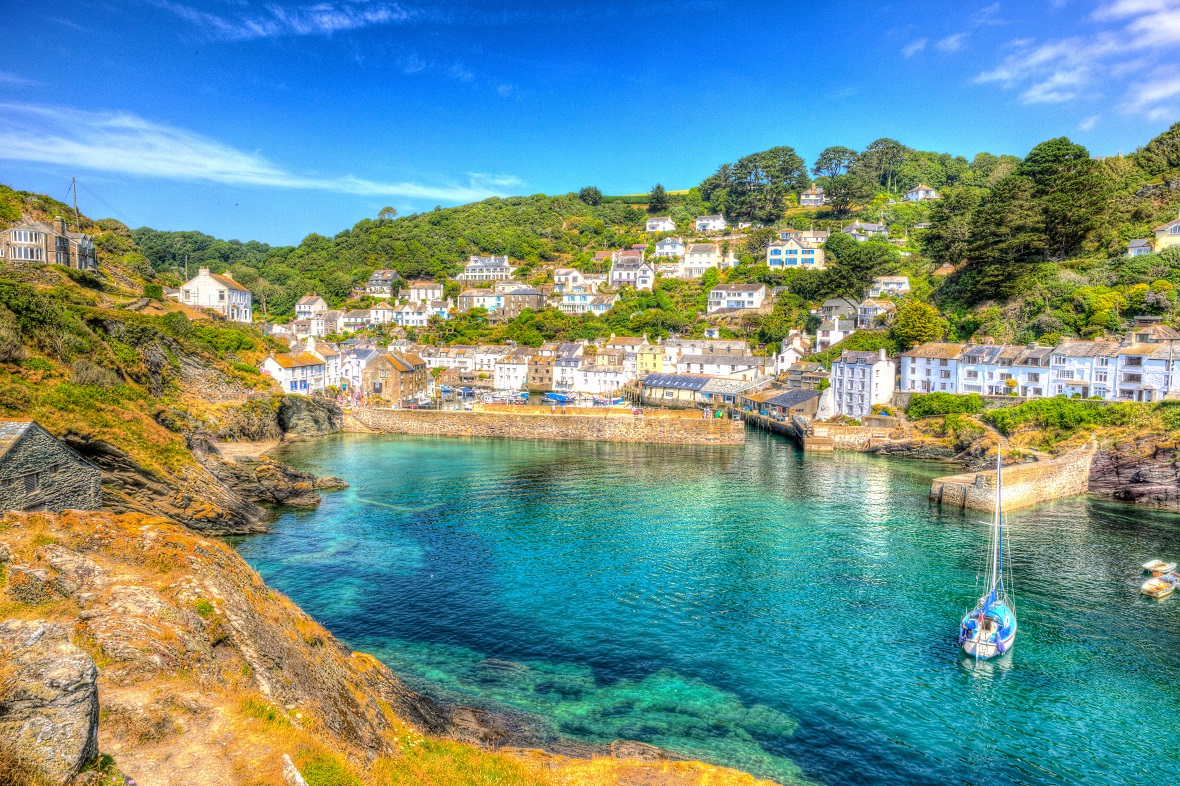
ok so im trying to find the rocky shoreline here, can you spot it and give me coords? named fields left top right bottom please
left=0, top=510, right=776, bottom=786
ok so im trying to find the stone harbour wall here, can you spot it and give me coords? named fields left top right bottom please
left=345, top=408, right=746, bottom=445
left=930, top=439, right=1097, bottom=512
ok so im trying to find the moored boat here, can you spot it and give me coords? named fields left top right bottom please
left=958, top=453, right=1018, bottom=660
left=1142, top=560, right=1176, bottom=575
left=1141, top=574, right=1177, bottom=599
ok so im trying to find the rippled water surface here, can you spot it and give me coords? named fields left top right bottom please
left=235, top=432, right=1180, bottom=785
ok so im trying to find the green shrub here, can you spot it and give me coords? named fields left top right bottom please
left=19, top=358, right=53, bottom=373
left=984, top=397, right=1110, bottom=437
left=0, top=384, right=32, bottom=412
left=229, top=360, right=259, bottom=375
left=193, top=599, right=215, bottom=618
left=907, top=392, right=984, bottom=418
left=144, top=283, right=164, bottom=300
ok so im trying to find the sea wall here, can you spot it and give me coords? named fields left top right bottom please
left=930, top=439, right=1097, bottom=512
left=345, top=408, right=746, bottom=445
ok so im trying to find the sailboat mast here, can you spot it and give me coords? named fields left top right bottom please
left=991, top=453, right=1003, bottom=592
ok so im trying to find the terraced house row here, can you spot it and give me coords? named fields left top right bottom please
left=900, top=322, right=1180, bottom=402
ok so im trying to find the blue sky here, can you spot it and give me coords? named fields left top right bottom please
left=2, top=0, right=1180, bottom=245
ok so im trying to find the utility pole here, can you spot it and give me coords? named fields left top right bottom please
left=71, top=177, right=81, bottom=232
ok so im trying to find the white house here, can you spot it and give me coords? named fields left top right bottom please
left=774, top=331, right=811, bottom=375
left=899, top=343, right=967, bottom=393
left=302, top=337, right=342, bottom=388
left=767, top=238, right=825, bottom=270
left=341, top=310, right=372, bottom=332
left=830, top=348, right=896, bottom=418
left=681, top=243, right=721, bottom=278
left=179, top=268, right=253, bottom=323
left=654, top=237, right=686, bottom=258
left=558, top=289, right=596, bottom=314
left=403, top=280, right=444, bottom=304
left=707, top=284, right=768, bottom=314
left=370, top=302, right=395, bottom=324
left=695, top=215, right=728, bottom=233
left=857, top=299, right=896, bottom=330
left=458, top=290, right=504, bottom=312
left=868, top=276, right=912, bottom=298
left=799, top=186, right=826, bottom=207
left=1048, top=340, right=1121, bottom=399
left=494, top=349, right=533, bottom=390
left=675, top=354, right=765, bottom=380
left=295, top=294, right=328, bottom=320
left=261, top=351, right=326, bottom=395
left=609, top=251, right=654, bottom=291
left=815, top=317, right=855, bottom=351
left=474, top=345, right=511, bottom=373
left=841, top=221, right=889, bottom=242
left=339, top=347, right=379, bottom=394
left=646, top=217, right=676, bottom=233
left=457, top=255, right=515, bottom=282
left=392, top=303, right=430, bottom=327
left=903, top=184, right=941, bottom=202
left=588, top=294, right=618, bottom=315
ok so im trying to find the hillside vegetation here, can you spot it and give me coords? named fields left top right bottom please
left=113, top=124, right=1180, bottom=357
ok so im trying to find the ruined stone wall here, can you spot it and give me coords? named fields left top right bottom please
left=931, top=440, right=1096, bottom=512
left=346, top=408, right=746, bottom=445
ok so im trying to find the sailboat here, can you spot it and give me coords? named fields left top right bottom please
left=958, top=453, right=1018, bottom=659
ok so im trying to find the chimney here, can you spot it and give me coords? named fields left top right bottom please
left=879, top=347, right=887, bottom=361
left=52, top=216, right=67, bottom=235
left=198, top=267, right=210, bottom=276
left=306, top=335, right=315, bottom=352
left=223, top=271, right=233, bottom=280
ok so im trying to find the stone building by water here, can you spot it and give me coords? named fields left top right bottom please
left=0, top=421, right=102, bottom=513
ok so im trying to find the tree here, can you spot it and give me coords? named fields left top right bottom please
left=823, top=237, right=901, bottom=297
left=648, top=184, right=669, bottom=214
left=891, top=301, right=947, bottom=348
left=1132, top=121, right=1180, bottom=176
left=812, top=146, right=858, bottom=180
left=854, top=138, right=910, bottom=193
left=1016, top=137, right=1108, bottom=259
left=922, top=186, right=985, bottom=265
left=378, top=206, right=398, bottom=221
left=826, top=174, right=874, bottom=217
left=699, top=147, right=810, bottom=223
left=579, top=186, right=603, bottom=206
left=959, top=175, right=1046, bottom=302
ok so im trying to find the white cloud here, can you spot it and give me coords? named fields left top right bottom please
left=0, top=71, right=44, bottom=87
left=152, top=0, right=421, bottom=41
left=1079, top=114, right=1100, bottom=129
left=973, top=3, right=1004, bottom=25
left=976, top=0, right=1180, bottom=114
left=902, top=38, right=928, bottom=57
left=0, top=103, right=519, bottom=202
left=935, top=33, right=968, bottom=52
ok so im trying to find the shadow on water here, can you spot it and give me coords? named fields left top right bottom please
left=238, top=431, right=1180, bottom=786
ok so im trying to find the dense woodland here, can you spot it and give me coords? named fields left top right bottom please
left=7, top=123, right=1180, bottom=359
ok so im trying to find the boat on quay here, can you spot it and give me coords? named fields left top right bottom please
left=958, top=454, right=1018, bottom=660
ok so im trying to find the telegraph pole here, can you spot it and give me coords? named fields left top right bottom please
left=71, top=177, right=81, bottom=231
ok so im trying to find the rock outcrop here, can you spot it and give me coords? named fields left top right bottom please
left=0, top=620, right=99, bottom=784
left=277, top=396, right=343, bottom=436
left=1089, top=438, right=1180, bottom=510
left=0, top=511, right=777, bottom=786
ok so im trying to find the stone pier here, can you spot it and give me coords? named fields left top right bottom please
left=345, top=407, right=746, bottom=445
left=930, top=439, right=1097, bottom=512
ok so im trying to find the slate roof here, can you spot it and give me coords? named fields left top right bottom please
left=837, top=350, right=889, bottom=364
left=1128, top=239, right=1153, bottom=248
left=765, top=388, right=821, bottom=408
left=701, top=375, right=771, bottom=394
left=711, top=284, right=766, bottom=294
left=0, top=420, right=34, bottom=461
left=1056, top=340, right=1120, bottom=358
left=641, top=374, right=711, bottom=391
left=687, top=243, right=718, bottom=254
left=297, top=294, right=325, bottom=306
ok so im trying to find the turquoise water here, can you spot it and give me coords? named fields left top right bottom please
left=235, top=433, right=1180, bottom=785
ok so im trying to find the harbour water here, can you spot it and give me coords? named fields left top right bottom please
left=235, top=432, right=1180, bottom=785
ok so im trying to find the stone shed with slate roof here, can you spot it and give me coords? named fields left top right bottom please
left=0, top=421, right=101, bottom=513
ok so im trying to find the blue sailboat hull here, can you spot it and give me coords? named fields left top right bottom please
left=959, top=597, right=1017, bottom=659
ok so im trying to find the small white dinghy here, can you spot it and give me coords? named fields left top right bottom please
left=1142, top=560, right=1177, bottom=575
left=1141, top=574, right=1177, bottom=599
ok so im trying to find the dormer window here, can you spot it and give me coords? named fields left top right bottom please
left=1171, top=226, right=1180, bottom=234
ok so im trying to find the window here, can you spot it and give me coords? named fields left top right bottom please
left=1097, top=357, right=1109, bottom=367
left=9, top=246, right=43, bottom=261
left=1126, top=356, right=1143, bottom=366
left=1095, top=371, right=1107, bottom=383
left=940, top=370, right=951, bottom=379
left=10, top=230, right=43, bottom=244
left=1028, top=373, right=1040, bottom=383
